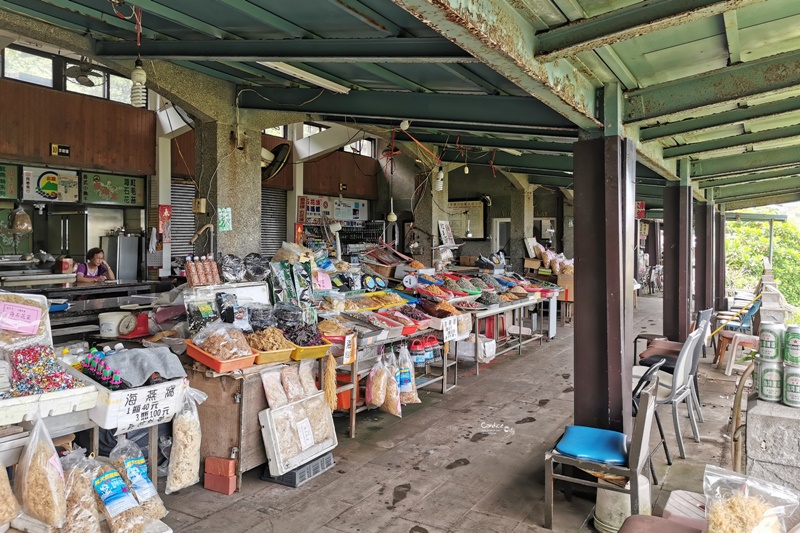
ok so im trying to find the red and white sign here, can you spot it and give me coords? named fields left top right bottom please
left=636, top=201, right=646, bottom=219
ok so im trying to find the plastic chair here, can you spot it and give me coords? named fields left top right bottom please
left=723, top=333, right=759, bottom=376
left=633, top=329, right=703, bottom=459
left=544, top=379, right=659, bottom=529
left=632, top=358, right=669, bottom=485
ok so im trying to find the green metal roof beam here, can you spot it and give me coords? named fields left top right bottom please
left=625, top=49, right=800, bottom=124
left=392, top=0, right=601, bottom=129
left=440, top=148, right=572, bottom=172
left=95, top=38, right=477, bottom=63
left=534, top=0, right=766, bottom=61
left=117, top=0, right=237, bottom=39
left=691, top=145, right=800, bottom=178
left=438, top=64, right=508, bottom=96
left=173, top=61, right=257, bottom=86
left=528, top=175, right=572, bottom=187
left=594, top=46, right=639, bottom=90
left=726, top=192, right=800, bottom=210
left=664, top=123, right=800, bottom=158
left=640, top=97, right=800, bottom=141
left=37, top=0, right=167, bottom=39
left=0, top=1, right=115, bottom=38
left=697, top=167, right=800, bottom=188
left=394, top=132, right=573, bottom=154
left=330, top=0, right=405, bottom=36
left=725, top=213, right=787, bottom=222
left=221, top=0, right=315, bottom=38
left=714, top=175, right=800, bottom=200
left=722, top=11, right=741, bottom=65
left=237, top=87, right=575, bottom=129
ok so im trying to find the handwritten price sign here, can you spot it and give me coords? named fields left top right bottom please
left=441, top=316, right=458, bottom=342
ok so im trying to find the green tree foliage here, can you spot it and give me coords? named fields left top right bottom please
left=726, top=211, right=800, bottom=306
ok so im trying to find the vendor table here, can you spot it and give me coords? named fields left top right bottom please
left=48, top=294, right=158, bottom=340
left=7, top=280, right=154, bottom=300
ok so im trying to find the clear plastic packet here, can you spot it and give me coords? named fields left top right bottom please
left=14, top=417, right=67, bottom=528
left=281, top=365, right=305, bottom=402
left=0, top=456, right=21, bottom=524
left=704, top=465, right=799, bottom=533
left=93, top=462, right=146, bottom=533
left=380, top=358, right=402, bottom=418
left=270, top=261, right=297, bottom=304
left=261, top=366, right=289, bottom=408
left=215, top=292, right=251, bottom=332
left=183, top=289, right=219, bottom=332
left=109, top=436, right=167, bottom=521
left=299, top=359, right=319, bottom=396
left=365, top=358, right=388, bottom=408
left=244, top=253, right=267, bottom=282
left=165, top=388, right=207, bottom=494
left=60, top=448, right=102, bottom=533
left=219, top=254, right=244, bottom=282
left=274, top=302, right=303, bottom=329
left=0, top=291, right=52, bottom=359
left=11, top=206, right=32, bottom=234
left=397, top=344, right=421, bottom=405
left=293, top=262, right=313, bottom=307
left=247, top=303, right=276, bottom=331
left=193, top=320, right=252, bottom=360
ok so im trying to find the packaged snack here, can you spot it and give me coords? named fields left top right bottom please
left=298, top=359, right=319, bottom=396
left=0, top=457, right=21, bottom=524
left=281, top=365, right=305, bottom=402
left=261, top=366, right=289, bottom=408
left=293, top=262, right=313, bottom=307
left=15, top=417, right=67, bottom=528
left=93, top=464, right=146, bottom=533
left=165, top=388, right=207, bottom=494
left=365, top=359, right=388, bottom=408
left=110, top=437, right=167, bottom=521
left=194, top=321, right=252, bottom=360
left=244, top=253, right=267, bottom=282
left=60, top=449, right=102, bottom=533
left=219, top=254, right=245, bottom=283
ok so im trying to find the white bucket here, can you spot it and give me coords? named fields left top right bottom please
left=594, top=475, right=652, bottom=533
left=98, top=312, right=131, bottom=338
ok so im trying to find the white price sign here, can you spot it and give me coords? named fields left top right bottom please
left=442, top=316, right=458, bottom=342
left=114, top=379, right=187, bottom=436
left=342, top=333, right=357, bottom=365
left=296, top=418, right=314, bottom=450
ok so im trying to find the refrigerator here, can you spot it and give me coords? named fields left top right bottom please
left=101, top=235, right=141, bottom=281
left=47, top=207, right=88, bottom=257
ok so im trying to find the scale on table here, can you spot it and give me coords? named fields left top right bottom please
left=118, top=308, right=151, bottom=339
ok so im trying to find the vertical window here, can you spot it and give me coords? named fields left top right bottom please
left=343, top=139, right=375, bottom=158
left=4, top=48, right=53, bottom=87
left=263, top=126, right=286, bottom=138
left=302, top=123, right=328, bottom=138
left=110, top=75, right=133, bottom=104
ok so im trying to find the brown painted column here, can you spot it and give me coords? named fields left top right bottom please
left=573, top=135, right=636, bottom=433
left=694, top=201, right=714, bottom=311
left=663, top=174, right=693, bottom=341
left=714, top=207, right=727, bottom=310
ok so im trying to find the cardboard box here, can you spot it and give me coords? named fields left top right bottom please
left=557, top=274, right=574, bottom=302
left=460, top=256, right=477, bottom=267
left=205, top=456, right=236, bottom=477
left=54, top=257, right=74, bottom=274
left=204, top=472, right=236, bottom=495
left=524, top=258, right=542, bottom=270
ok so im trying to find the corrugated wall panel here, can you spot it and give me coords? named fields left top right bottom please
left=171, top=181, right=196, bottom=258
left=261, top=187, right=287, bottom=257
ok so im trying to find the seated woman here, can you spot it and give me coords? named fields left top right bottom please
left=75, top=247, right=116, bottom=282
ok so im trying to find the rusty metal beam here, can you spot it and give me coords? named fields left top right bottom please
left=535, top=0, right=766, bottom=62
left=663, top=123, right=800, bottom=158
left=725, top=191, right=800, bottom=210
left=714, top=175, right=800, bottom=201
left=625, top=48, right=800, bottom=124
left=392, top=0, right=602, bottom=130
left=697, top=166, right=800, bottom=188
left=691, top=145, right=800, bottom=178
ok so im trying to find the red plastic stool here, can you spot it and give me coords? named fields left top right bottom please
left=484, top=315, right=507, bottom=339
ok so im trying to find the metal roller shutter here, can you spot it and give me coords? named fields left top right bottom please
left=261, top=187, right=287, bottom=257
left=171, top=181, right=196, bottom=258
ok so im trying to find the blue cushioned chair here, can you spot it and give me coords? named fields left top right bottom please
left=544, top=379, right=659, bottom=530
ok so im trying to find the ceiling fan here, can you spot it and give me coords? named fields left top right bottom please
left=65, top=57, right=103, bottom=87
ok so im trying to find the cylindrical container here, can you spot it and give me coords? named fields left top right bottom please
left=594, top=475, right=652, bottom=533
left=410, top=340, right=427, bottom=368
left=759, top=322, right=785, bottom=361
left=784, top=362, right=800, bottom=408
left=785, top=325, right=800, bottom=364
left=98, top=312, right=131, bottom=338
left=756, top=357, right=783, bottom=401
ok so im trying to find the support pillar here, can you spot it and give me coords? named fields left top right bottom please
left=573, top=135, right=636, bottom=433
left=286, top=123, right=304, bottom=242
left=714, top=205, right=727, bottom=310
left=510, top=185, right=535, bottom=272
left=694, top=200, right=714, bottom=312
left=195, top=121, right=262, bottom=257
left=412, top=165, right=449, bottom=266
left=663, top=160, right=693, bottom=341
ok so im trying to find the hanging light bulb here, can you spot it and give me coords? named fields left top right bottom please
left=464, top=165, right=469, bottom=175
left=387, top=197, right=398, bottom=222
left=464, top=152, right=469, bottom=174
left=434, top=166, right=444, bottom=192
left=400, top=119, right=410, bottom=131
left=466, top=218, right=473, bottom=238
left=130, top=58, right=147, bottom=108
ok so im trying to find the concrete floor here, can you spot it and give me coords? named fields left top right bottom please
left=159, top=295, right=741, bottom=533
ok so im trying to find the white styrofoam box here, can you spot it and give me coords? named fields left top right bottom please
left=456, top=335, right=497, bottom=363
left=62, top=363, right=187, bottom=430
left=0, top=521, right=9, bottom=532
left=144, top=520, right=174, bottom=533
left=259, top=391, right=338, bottom=477
left=0, top=433, right=28, bottom=469
left=0, top=395, right=38, bottom=426
left=0, top=382, right=98, bottom=426
left=11, top=513, right=54, bottom=533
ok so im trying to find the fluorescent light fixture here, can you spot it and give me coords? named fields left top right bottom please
left=258, top=62, right=351, bottom=94
left=499, top=148, right=523, bottom=156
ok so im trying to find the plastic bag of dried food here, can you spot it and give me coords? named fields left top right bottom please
left=215, top=292, right=251, bottom=332
left=281, top=364, right=305, bottom=402
left=704, top=465, right=798, bottom=533
left=60, top=448, right=102, bottom=533
left=244, top=253, right=267, bottom=282
left=365, top=358, right=388, bottom=408
left=299, top=359, right=319, bottom=396
left=165, top=387, right=207, bottom=494
left=219, top=254, right=245, bottom=282
left=11, top=206, right=32, bottom=234
left=93, top=462, right=146, bottom=533
left=270, top=261, right=297, bottom=304
left=247, top=303, right=276, bottom=331
left=261, top=366, right=289, bottom=408
left=305, top=394, right=333, bottom=443
left=293, top=261, right=313, bottom=307
left=272, top=407, right=301, bottom=460
left=397, top=344, right=421, bottom=405
left=0, top=456, right=21, bottom=524
left=380, top=361, right=402, bottom=418
left=183, top=290, right=219, bottom=332
left=194, top=320, right=252, bottom=360
left=14, top=417, right=66, bottom=527
left=110, top=436, right=167, bottom=521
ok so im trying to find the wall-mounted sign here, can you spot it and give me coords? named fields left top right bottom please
left=50, top=143, right=70, bottom=157
left=218, top=207, right=233, bottom=232
left=81, top=172, right=145, bottom=206
left=22, top=167, right=79, bottom=202
left=0, top=165, right=18, bottom=200
left=158, top=205, right=172, bottom=243
left=636, top=201, right=646, bottom=219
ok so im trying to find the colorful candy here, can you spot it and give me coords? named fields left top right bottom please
left=1, top=344, right=83, bottom=398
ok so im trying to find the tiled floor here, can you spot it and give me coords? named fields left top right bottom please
left=159, top=295, right=740, bottom=533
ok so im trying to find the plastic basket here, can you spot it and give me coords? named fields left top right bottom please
left=185, top=339, right=256, bottom=372
left=254, top=346, right=294, bottom=365
left=261, top=451, right=335, bottom=487
left=290, top=338, right=332, bottom=360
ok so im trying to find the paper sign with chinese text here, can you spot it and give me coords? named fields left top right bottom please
left=81, top=172, right=145, bottom=206
left=114, top=379, right=188, bottom=435
left=441, top=316, right=458, bottom=342
left=0, top=303, right=43, bottom=335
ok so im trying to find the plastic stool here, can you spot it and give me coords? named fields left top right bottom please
left=724, top=333, right=759, bottom=376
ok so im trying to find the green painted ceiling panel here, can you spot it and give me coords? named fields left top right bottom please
left=642, top=35, right=729, bottom=84
left=739, top=14, right=800, bottom=61
left=736, top=0, right=800, bottom=27
left=577, top=0, right=642, bottom=19
left=630, top=17, right=724, bottom=54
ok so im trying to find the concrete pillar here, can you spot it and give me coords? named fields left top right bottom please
left=694, top=200, right=714, bottom=311
left=573, top=135, right=636, bottom=433
left=663, top=164, right=693, bottom=340
left=714, top=205, right=727, bottom=310
left=195, top=121, right=261, bottom=257
left=413, top=166, right=449, bottom=266
left=154, top=136, right=171, bottom=277
left=509, top=185, right=535, bottom=272
left=286, top=123, right=304, bottom=242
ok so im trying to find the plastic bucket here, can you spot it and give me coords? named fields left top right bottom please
left=594, top=475, right=652, bottom=533
left=98, top=312, right=130, bottom=338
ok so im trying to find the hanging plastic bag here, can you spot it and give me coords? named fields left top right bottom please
left=704, top=464, right=799, bottom=533
left=0, top=457, right=21, bottom=524
left=397, top=344, right=421, bottom=405
left=110, top=436, right=168, bottom=521
left=10, top=206, right=32, bottom=235
left=165, top=387, right=207, bottom=494
left=14, top=417, right=67, bottom=528
left=365, top=358, right=388, bottom=408
left=380, top=354, right=402, bottom=418
left=93, top=462, right=146, bottom=533
left=60, top=448, right=102, bottom=533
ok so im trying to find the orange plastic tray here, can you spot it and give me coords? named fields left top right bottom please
left=186, top=339, right=256, bottom=372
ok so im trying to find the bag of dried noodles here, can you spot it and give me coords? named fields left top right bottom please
left=14, top=417, right=66, bottom=528
left=165, top=387, right=207, bottom=494
left=60, top=448, right=102, bottom=533
left=93, top=463, right=146, bottom=533
left=0, top=457, right=20, bottom=524
left=110, top=436, right=168, bottom=521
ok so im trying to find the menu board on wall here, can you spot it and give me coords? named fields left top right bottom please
left=81, top=172, right=145, bottom=206
left=22, top=167, right=79, bottom=202
left=333, top=197, right=368, bottom=221
left=0, top=165, right=18, bottom=200
left=297, top=196, right=369, bottom=225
